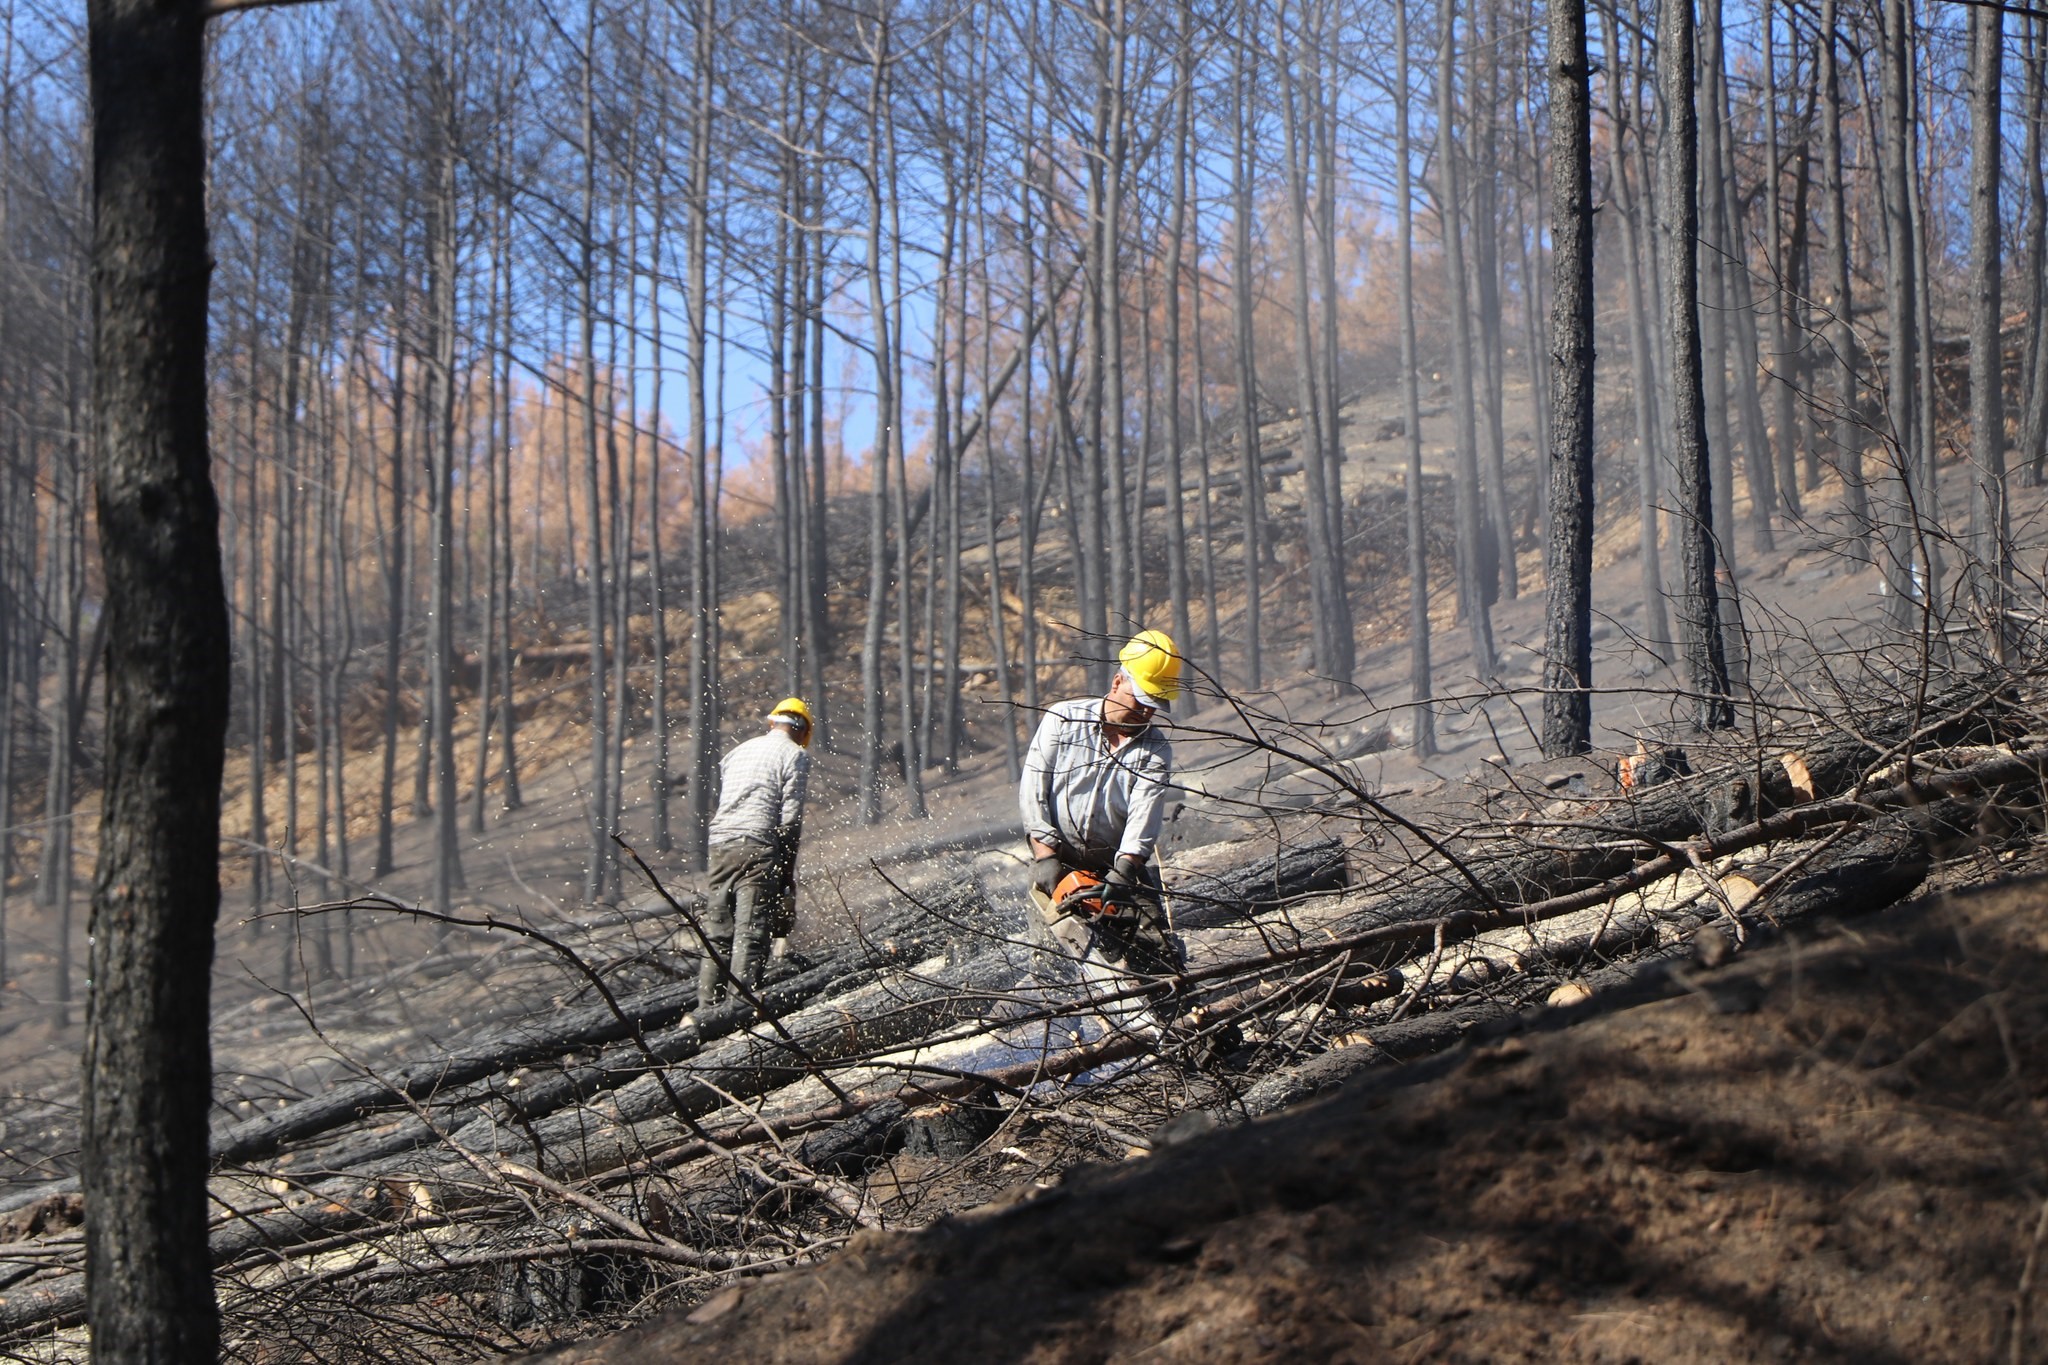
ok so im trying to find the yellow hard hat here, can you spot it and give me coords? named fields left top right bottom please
left=768, top=697, right=814, bottom=744
left=1117, top=630, right=1181, bottom=714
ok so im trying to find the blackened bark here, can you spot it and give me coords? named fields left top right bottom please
left=426, top=72, right=463, bottom=917
left=649, top=188, right=671, bottom=851
left=1702, top=0, right=1776, bottom=553
left=860, top=15, right=892, bottom=825
left=374, top=310, right=406, bottom=877
left=1188, top=195, right=1221, bottom=683
left=1277, top=0, right=1340, bottom=682
left=1762, top=0, right=1802, bottom=519
left=1599, top=0, right=1671, bottom=660
left=1437, top=0, right=1497, bottom=678
left=1879, top=0, right=1918, bottom=621
left=683, top=0, right=717, bottom=864
left=1230, top=39, right=1263, bottom=690
left=1819, top=0, right=1869, bottom=557
left=1469, top=6, right=1515, bottom=605
left=1965, top=0, right=2006, bottom=614
left=2023, top=15, right=2048, bottom=486
left=1394, top=2, right=1434, bottom=757
left=1541, top=0, right=1594, bottom=758
left=1656, top=0, right=1734, bottom=730
left=1310, top=18, right=1352, bottom=673
left=1162, top=5, right=1193, bottom=677
left=83, top=0, right=227, bottom=1356
left=579, top=1, right=612, bottom=898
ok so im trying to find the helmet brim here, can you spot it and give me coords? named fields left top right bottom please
left=1119, top=665, right=1174, bottom=716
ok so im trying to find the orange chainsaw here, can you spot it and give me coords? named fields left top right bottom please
left=1050, top=868, right=1130, bottom=920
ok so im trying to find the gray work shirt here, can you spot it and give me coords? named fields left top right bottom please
left=707, top=731, right=810, bottom=848
left=1019, top=697, right=1173, bottom=869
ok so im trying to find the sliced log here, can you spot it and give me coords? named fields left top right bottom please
left=1322, top=699, right=2015, bottom=947
left=1168, top=835, right=1349, bottom=929
left=1218, top=807, right=1941, bottom=1122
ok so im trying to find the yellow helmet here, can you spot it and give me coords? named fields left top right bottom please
left=768, top=697, right=814, bottom=744
left=1117, top=630, right=1182, bottom=714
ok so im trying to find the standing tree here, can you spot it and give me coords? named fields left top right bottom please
left=83, top=0, right=226, bottom=1355
left=1965, top=0, right=2006, bottom=623
left=1818, top=0, right=1870, bottom=559
left=1393, top=1, right=1435, bottom=757
left=1656, top=0, right=1734, bottom=729
left=1437, top=0, right=1497, bottom=678
left=1878, top=0, right=1919, bottom=620
left=1540, top=0, right=1594, bottom=757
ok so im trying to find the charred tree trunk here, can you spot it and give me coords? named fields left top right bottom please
left=82, top=0, right=229, bottom=1354
left=1965, top=0, right=2006, bottom=625
left=1657, top=0, right=1735, bottom=730
left=1394, top=3, right=1434, bottom=757
left=1600, top=0, right=1671, bottom=660
left=2023, top=14, right=2048, bottom=487
left=1879, top=0, right=1919, bottom=621
left=860, top=13, right=893, bottom=826
left=425, top=51, right=464, bottom=919
left=1541, top=0, right=1595, bottom=758
left=579, top=1, right=613, bottom=900
left=1163, top=4, right=1194, bottom=680
left=1819, top=0, right=1869, bottom=558
left=683, top=0, right=718, bottom=865
left=1230, top=38, right=1264, bottom=690
left=1437, top=0, right=1497, bottom=678
left=1277, top=0, right=1341, bottom=683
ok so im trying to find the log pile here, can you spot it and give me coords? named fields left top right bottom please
left=2, top=685, right=2042, bottom=1357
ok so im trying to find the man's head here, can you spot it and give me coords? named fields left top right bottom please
left=1104, top=630, right=1181, bottom=728
left=1115, top=630, right=1181, bottom=715
left=768, top=697, right=814, bottom=747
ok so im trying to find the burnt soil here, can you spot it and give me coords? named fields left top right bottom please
left=533, top=875, right=2048, bottom=1364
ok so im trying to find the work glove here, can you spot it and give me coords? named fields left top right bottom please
left=773, top=822, right=802, bottom=878
left=1030, top=853, right=1063, bottom=899
left=1102, top=853, right=1147, bottom=910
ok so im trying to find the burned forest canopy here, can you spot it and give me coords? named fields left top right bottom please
left=7, top=0, right=2048, bottom=1356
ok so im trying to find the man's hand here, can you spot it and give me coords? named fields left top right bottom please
left=1103, top=853, right=1147, bottom=908
left=1030, top=853, right=1063, bottom=898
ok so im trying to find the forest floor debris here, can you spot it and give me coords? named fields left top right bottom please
left=527, top=870, right=2048, bottom=1365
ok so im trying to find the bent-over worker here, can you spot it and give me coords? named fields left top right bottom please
left=699, top=697, right=812, bottom=1006
left=1019, top=630, right=1182, bottom=983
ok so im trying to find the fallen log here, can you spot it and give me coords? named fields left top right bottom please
left=209, top=901, right=958, bottom=1174
left=1312, top=704, right=2023, bottom=951
left=1168, top=835, right=1349, bottom=928
left=792, top=1101, right=910, bottom=1177
left=1219, top=805, right=1943, bottom=1121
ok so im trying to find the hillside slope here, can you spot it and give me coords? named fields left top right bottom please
left=533, top=872, right=2048, bottom=1365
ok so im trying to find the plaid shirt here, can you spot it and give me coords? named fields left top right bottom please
left=1019, top=697, right=1173, bottom=869
left=707, top=731, right=810, bottom=847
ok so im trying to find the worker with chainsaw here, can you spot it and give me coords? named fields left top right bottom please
left=1019, top=630, right=1183, bottom=990
left=698, top=697, right=812, bottom=1006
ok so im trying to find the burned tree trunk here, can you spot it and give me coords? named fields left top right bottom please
left=1394, top=2, right=1435, bottom=756
left=1540, top=0, right=1595, bottom=758
left=1655, top=0, right=1734, bottom=730
left=83, top=0, right=229, bottom=1356
left=1965, top=0, right=2006, bottom=617
left=1819, top=0, right=1870, bottom=558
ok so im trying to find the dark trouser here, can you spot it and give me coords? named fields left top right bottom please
left=699, top=840, right=785, bottom=1006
